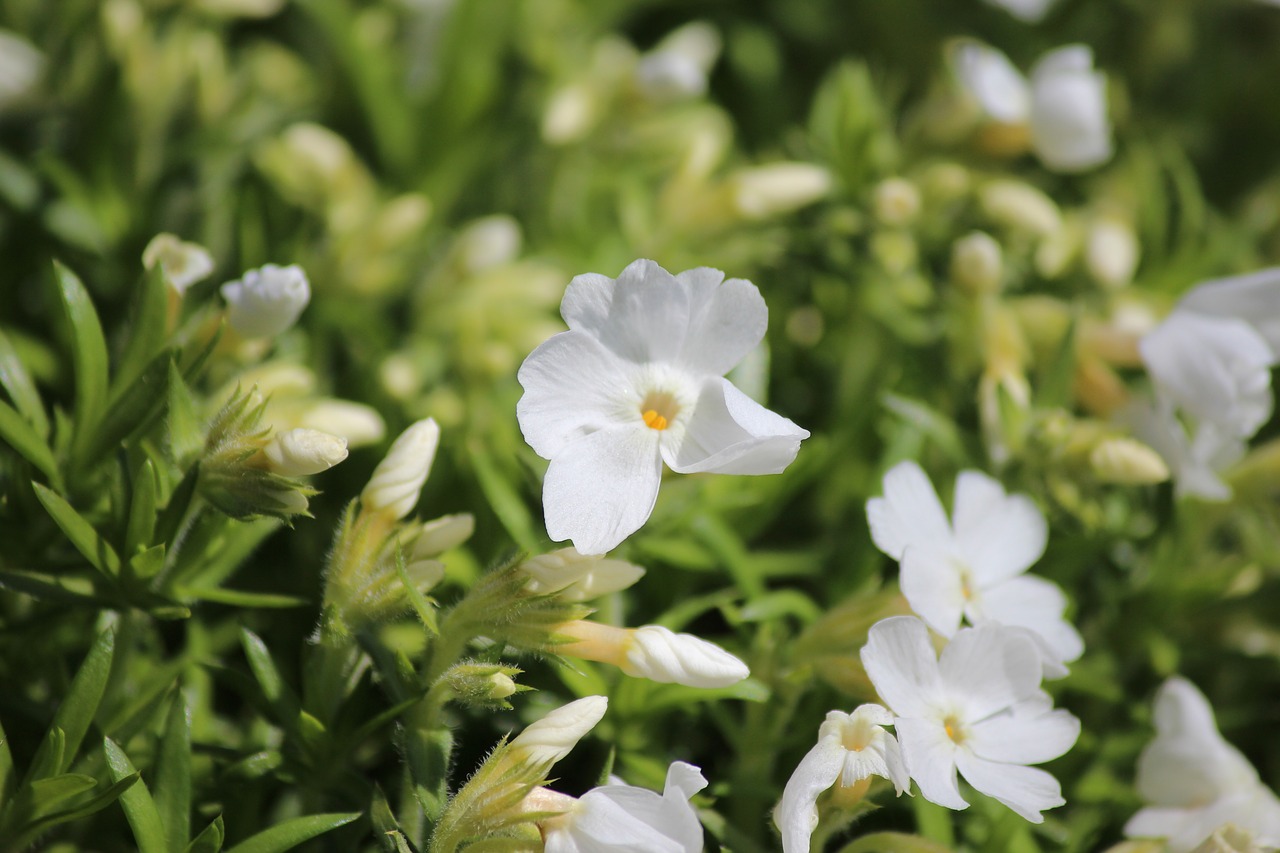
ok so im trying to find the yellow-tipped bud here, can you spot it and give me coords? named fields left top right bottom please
left=1090, top=438, right=1170, bottom=485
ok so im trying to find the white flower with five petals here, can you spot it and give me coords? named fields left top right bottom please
left=517, top=259, right=809, bottom=555
left=866, top=461, right=1083, bottom=677
left=775, top=704, right=909, bottom=853
left=861, top=616, right=1080, bottom=823
left=1125, top=678, right=1280, bottom=853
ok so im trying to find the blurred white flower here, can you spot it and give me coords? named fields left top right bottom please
left=953, top=42, right=1031, bottom=124
left=635, top=21, right=721, bottom=101
left=517, top=260, right=809, bottom=555
left=982, top=0, right=1058, bottom=22
left=361, top=419, right=440, bottom=520
left=0, top=29, right=42, bottom=109
left=142, top=233, right=215, bottom=295
left=861, top=616, right=1080, bottom=823
left=261, top=428, right=348, bottom=476
left=1124, top=400, right=1244, bottom=502
left=1125, top=678, right=1280, bottom=853
left=776, top=704, right=909, bottom=853
left=866, top=461, right=1083, bottom=677
left=220, top=263, right=311, bottom=338
left=1176, top=267, right=1280, bottom=354
left=543, top=761, right=707, bottom=853
left=730, top=163, right=833, bottom=219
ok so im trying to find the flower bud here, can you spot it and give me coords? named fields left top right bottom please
left=441, top=663, right=522, bottom=708
left=275, top=399, right=386, bottom=448
left=261, top=428, right=348, bottom=476
left=623, top=625, right=750, bottom=687
left=521, top=548, right=645, bottom=601
left=1085, top=216, right=1139, bottom=288
left=0, top=29, right=43, bottom=110
left=221, top=263, right=311, bottom=338
left=872, top=178, right=921, bottom=226
left=508, top=696, right=608, bottom=769
left=411, top=514, right=475, bottom=558
left=456, top=215, right=522, bottom=274
left=1090, top=437, right=1169, bottom=485
left=142, top=233, right=214, bottom=295
left=542, top=84, right=597, bottom=145
left=731, top=163, right=833, bottom=220
left=951, top=231, right=1003, bottom=294
left=979, top=179, right=1062, bottom=237
left=403, top=558, right=446, bottom=593
left=361, top=419, right=440, bottom=520
left=635, top=21, right=720, bottom=101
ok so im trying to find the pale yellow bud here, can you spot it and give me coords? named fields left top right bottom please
left=1085, top=216, right=1140, bottom=288
left=872, top=178, right=921, bottom=226
left=508, top=696, right=608, bottom=769
left=979, top=179, right=1062, bottom=237
left=412, top=514, right=475, bottom=558
left=274, top=399, right=386, bottom=448
left=262, top=428, right=348, bottom=476
left=142, top=233, right=214, bottom=295
left=919, top=162, right=972, bottom=203
left=361, top=419, right=440, bottom=520
left=487, top=673, right=518, bottom=700
left=542, top=84, right=596, bottom=144
left=402, top=559, right=445, bottom=593
left=951, top=231, right=1003, bottom=293
left=1090, top=437, right=1169, bottom=485
left=731, top=163, right=833, bottom=219
left=456, top=214, right=522, bottom=274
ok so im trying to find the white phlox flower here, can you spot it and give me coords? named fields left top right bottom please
left=1123, top=399, right=1245, bottom=502
left=220, top=263, right=311, bottom=338
left=951, top=42, right=1112, bottom=173
left=261, top=428, right=348, bottom=476
left=860, top=616, right=1081, bottom=823
left=775, top=704, right=909, bottom=853
left=1125, top=677, right=1280, bottom=853
left=1176, top=267, right=1280, bottom=354
left=517, top=259, right=809, bottom=555
left=542, top=761, right=708, bottom=853
left=866, top=460, right=1083, bottom=677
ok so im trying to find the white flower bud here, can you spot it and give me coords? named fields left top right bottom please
left=951, top=231, right=1004, bottom=293
left=411, top=514, right=475, bottom=558
left=731, top=163, right=833, bottom=220
left=621, top=625, right=749, bottom=688
left=979, top=179, right=1062, bottom=237
left=280, top=399, right=387, bottom=448
left=1090, top=437, right=1170, bottom=485
left=508, top=696, right=608, bottom=769
left=262, top=428, right=348, bottom=476
left=1189, top=826, right=1268, bottom=853
left=1029, top=46, right=1112, bottom=174
left=1086, top=216, right=1139, bottom=288
left=0, top=29, right=43, bottom=110
left=487, top=673, right=518, bottom=700
left=457, top=215, right=522, bottom=274
left=142, top=233, right=215, bottom=295
left=522, top=548, right=645, bottom=601
left=542, top=84, right=596, bottom=145
left=220, top=263, right=311, bottom=338
left=872, top=178, right=921, bottom=226
left=361, top=419, right=440, bottom=519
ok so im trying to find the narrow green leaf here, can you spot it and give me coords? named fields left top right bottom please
left=168, top=359, right=203, bottom=468
left=104, top=738, right=170, bottom=853
left=86, top=349, right=171, bottom=462
left=112, top=265, right=169, bottom=403
left=179, top=587, right=308, bottom=609
left=239, top=628, right=300, bottom=728
left=155, top=467, right=199, bottom=548
left=27, top=774, right=97, bottom=817
left=186, top=815, right=225, bottom=853
left=53, top=261, right=109, bottom=465
left=221, top=811, right=360, bottom=853
left=126, top=459, right=158, bottom=555
left=33, top=483, right=121, bottom=580
left=396, top=561, right=439, bottom=637
left=470, top=443, right=539, bottom=552
left=370, top=786, right=416, bottom=853
left=45, top=629, right=115, bottom=775
left=0, top=569, right=111, bottom=607
left=0, top=327, right=49, bottom=437
left=154, top=691, right=191, bottom=849
left=0, top=717, right=13, bottom=803
left=0, top=400, right=59, bottom=484
left=6, top=773, right=138, bottom=851
left=127, top=545, right=167, bottom=582
left=25, top=727, right=65, bottom=784
left=404, top=727, right=452, bottom=824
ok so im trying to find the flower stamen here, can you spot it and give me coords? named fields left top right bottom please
left=642, top=409, right=668, bottom=430
left=639, top=390, right=679, bottom=431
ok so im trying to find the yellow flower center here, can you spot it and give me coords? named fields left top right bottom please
left=943, top=714, right=967, bottom=745
left=640, top=391, right=679, bottom=431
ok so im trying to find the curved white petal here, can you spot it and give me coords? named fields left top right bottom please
left=899, top=547, right=965, bottom=638
left=953, top=751, right=1063, bottom=823
left=952, top=41, right=1031, bottom=124
left=676, top=270, right=768, bottom=376
left=978, top=575, right=1084, bottom=666
left=860, top=616, right=946, bottom=719
left=938, top=623, right=1041, bottom=722
left=663, top=761, right=709, bottom=802
left=1028, top=46, right=1111, bottom=173
left=951, top=472, right=1047, bottom=585
left=663, top=378, right=808, bottom=474
left=559, top=259, right=691, bottom=365
left=895, top=717, right=967, bottom=811
left=967, top=702, right=1080, bottom=765
left=543, top=426, right=663, bottom=555
left=777, top=739, right=845, bottom=853
left=553, top=789, right=689, bottom=853
left=1178, top=266, right=1280, bottom=353
left=517, top=331, right=637, bottom=459
left=865, top=462, right=953, bottom=561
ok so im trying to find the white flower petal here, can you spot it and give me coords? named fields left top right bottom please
left=509, top=695, right=608, bottom=769
left=978, top=575, right=1084, bottom=666
left=967, top=702, right=1080, bottom=765
left=664, top=378, right=808, bottom=474
left=543, top=425, right=663, bottom=555
left=663, top=761, right=710, bottom=801
left=1124, top=399, right=1241, bottom=501
left=1028, top=46, right=1112, bottom=173
left=952, top=41, right=1031, bottom=124
left=559, top=259, right=692, bottom=364
left=220, top=263, right=311, bottom=338
left=865, top=461, right=953, bottom=561
left=860, top=616, right=947, bottom=719
left=517, top=331, right=636, bottom=460
left=553, top=792, right=688, bottom=852
left=953, top=751, right=1064, bottom=823
left=899, top=546, right=965, bottom=638
left=1178, top=267, right=1280, bottom=353
left=677, top=270, right=768, bottom=376
left=776, top=739, right=846, bottom=853
left=952, top=472, right=1047, bottom=585
left=895, top=717, right=967, bottom=811
left=938, top=623, right=1042, bottom=722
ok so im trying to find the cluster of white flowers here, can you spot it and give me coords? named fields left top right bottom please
left=1131, top=268, right=1280, bottom=500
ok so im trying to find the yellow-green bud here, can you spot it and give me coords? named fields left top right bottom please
left=979, top=179, right=1062, bottom=237
left=1089, top=437, right=1169, bottom=485
left=951, top=231, right=1003, bottom=293
left=872, top=177, right=921, bottom=226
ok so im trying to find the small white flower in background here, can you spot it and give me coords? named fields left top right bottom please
left=142, top=233, right=215, bottom=295
left=635, top=21, right=721, bottom=102
left=455, top=214, right=522, bottom=274
left=508, top=695, right=609, bottom=770
left=775, top=704, right=909, bottom=853
left=0, top=29, right=43, bottom=109
left=1125, top=677, right=1280, bottom=852
left=861, top=616, right=1080, bottom=822
left=220, top=263, right=311, bottom=338
left=556, top=619, right=749, bottom=688
left=517, top=260, right=809, bottom=555
left=952, top=42, right=1112, bottom=174
left=1175, top=267, right=1280, bottom=354
left=730, top=163, right=834, bottom=219
left=543, top=761, right=708, bottom=853
left=982, top=0, right=1058, bottom=22
left=1124, top=400, right=1244, bottom=502
left=521, top=547, right=645, bottom=601
left=866, top=461, right=1083, bottom=677
left=261, top=428, right=348, bottom=476
left=361, top=419, right=440, bottom=520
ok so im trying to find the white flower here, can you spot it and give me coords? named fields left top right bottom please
left=220, top=263, right=311, bottom=338
left=142, top=233, right=215, bottom=295
left=517, top=260, right=809, bottom=555
left=866, top=461, right=1083, bottom=676
left=861, top=616, right=1080, bottom=823
left=1175, top=267, right=1280, bottom=355
left=1139, top=311, right=1274, bottom=440
left=261, top=428, right=348, bottom=476
left=544, top=761, right=707, bottom=853
left=508, top=696, right=609, bottom=770
left=521, top=547, right=645, bottom=601
left=0, top=29, right=42, bottom=109
left=982, top=0, right=1058, bottom=22
left=775, top=704, right=909, bottom=853
left=1124, top=400, right=1245, bottom=502
left=1028, top=46, right=1113, bottom=173
left=953, top=42, right=1031, bottom=125
left=635, top=21, right=721, bottom=102
left=361, top=419, right=440, bottom=520
left=1125, top=678, right=1280, bottom=853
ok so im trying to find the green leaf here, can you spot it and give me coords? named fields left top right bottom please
left=113, top=265, right=169, bottom=402
left=0, top=569, right=112, bottom=607
left=27, top=629, right=115, bottom=781
left=24, top=727, right=65, bottom=785
left=126, top=459, right=158, bottom=555
left=155, top=466, right=200, bottom=548
left=127, top=545, right=167, bottom=582
left=86, top=349, right=172, bottom=463
left=27, top=774, right=97, bottom=817
left=180, top=587, right=308, bottom=608
left=168, top=359, right=203, bottom=468
left=33, top=482, right=121, bottom=580
left=6, top=773, right=139, bottom=851
left=154, top=691, right=191, bottom=849
left=221, top=811, right=361, bottom=853
left=104, top=737, right=170, bottom=853
left=396, top=560, right=439, bottom=637
left=239, top=628, right=301, bottom=729
left=186, top=815, right=225, bottom=853
left=0, top=327, right=49, bottom=437
left=0, top=400, right=59, bottom=484
left=404, top=727, right=452, bottom=824
left=53, top=261, right=109, bottom=467
left=370, top=786, right=416, bottom=853
left=0, top=717, right=13, bottom=803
